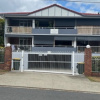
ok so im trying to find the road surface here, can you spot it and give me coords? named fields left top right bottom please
left=0, top=86, right=100, bottom=100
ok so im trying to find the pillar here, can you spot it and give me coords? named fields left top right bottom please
left=32, top=19, right=35, bottom=28
left=4, top=44, right=12, bottom=71
left=84, top=45, right=92, bottom=76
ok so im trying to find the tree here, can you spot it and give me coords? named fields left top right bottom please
left=0, top=18, right=4, bottom=46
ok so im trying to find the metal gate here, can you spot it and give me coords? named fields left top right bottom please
left=28, top=52, right=73, bottom=74
left=12, top=51, right=81, bottom=75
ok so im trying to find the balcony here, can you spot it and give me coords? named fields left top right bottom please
left=77, top=26, right=100, bottom=35
left=6, top=26, right=32, bottom=34
left=11, top=44, right=76, bottom=52
left=6, top=26, right=100, bottom=35
left=11, top=44, right=100, bottom=53
left=32, top=27, right=77, bottom=34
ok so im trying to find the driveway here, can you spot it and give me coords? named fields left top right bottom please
left=0, top=72, right=100, bottom=93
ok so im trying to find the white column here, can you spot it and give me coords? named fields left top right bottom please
left=4, top=18, right=8, bottom=46
left=5, top=18, right=8, bottom=33
left=32, top=19, right=35, bottom=28
left=5, top=37, right=9, bottom=47
left=72, top=40, right=76, bottom=48
left=21, top=50, right=24, bottom=72
left=72, top=51, right=75, bottom=75
left=32, top=36, right=34, bottom=47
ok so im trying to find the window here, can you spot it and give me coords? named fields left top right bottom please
left=55, top=40, right=72, bottom=47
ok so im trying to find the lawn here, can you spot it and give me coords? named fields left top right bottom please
left=87, top=77, right=100, bottom=82
left=0, top=70, right=7, bottom=75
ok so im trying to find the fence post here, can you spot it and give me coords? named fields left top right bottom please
left=72, top=51, right=75, bottom=75
left=84, top=45, right=92, bottom=76
left=21, top=50, right=24, bottom=72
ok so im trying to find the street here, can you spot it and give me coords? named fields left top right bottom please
left=0, top=86, right=100, bottom=100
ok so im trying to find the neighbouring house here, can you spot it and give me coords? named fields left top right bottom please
left=0, top=4, right=100, bottom=74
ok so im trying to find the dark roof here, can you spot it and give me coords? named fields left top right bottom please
left=0, top=4, right=99, bottom=16
left=81, top=13, right=99, bottom=15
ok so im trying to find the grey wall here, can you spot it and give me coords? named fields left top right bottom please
left=33, top=29, right=77, bottom=34
left=59, top=29, right=77, bottom=34
left=74, top=53, right=84, bottom=73
left=12, top=52, right=28, bottom=70
left=32, top=29, right=50, bottom=34
left=32, top=47, right=76, bottom=52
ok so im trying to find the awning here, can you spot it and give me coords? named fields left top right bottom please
left=77, top=37, right=100, bottom=41
left=34, top=36, right=54, bottom=44
left=5, top=34, right=32, bottom=37
left=55, top=37, right=75, bottom=41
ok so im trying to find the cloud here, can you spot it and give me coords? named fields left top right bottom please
left=0, top=0, right=100, bottom=14
left=0, top=0, right=56, bottom=13
left=65, top=0, right=100, bottom=13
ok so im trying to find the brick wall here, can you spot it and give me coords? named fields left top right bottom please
left=84, top=48, right=100, bottom=77
left=91, top=72, right=100, bottom=77
left=84, top=48, right=92, bottom=76
left=0, top=47, right=12, bottom=71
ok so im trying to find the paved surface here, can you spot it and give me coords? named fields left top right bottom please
left=0, top=86, right=100, bottom=100
left=0, top=72, right=100, bottom=93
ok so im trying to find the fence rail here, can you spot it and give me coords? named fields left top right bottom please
left=6, top=26, right=32, bottom=33
left=92, top=56, right=100, bottom=72
left=77, top=46, right=100, bottom=53
left=11, top=44, right=100, bottom=53
left=0, top=48, right=5, bottom=63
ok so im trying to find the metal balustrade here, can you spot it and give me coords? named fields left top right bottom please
left=77, top=46, right=100, bottom=53
left=6, top=26, right=100, bottom=35
left=6, top=26, right=32, bottom=33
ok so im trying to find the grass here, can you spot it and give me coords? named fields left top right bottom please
left=0, top=70, right=8, bottom=75
left=87, top=77, right=100, bottom=82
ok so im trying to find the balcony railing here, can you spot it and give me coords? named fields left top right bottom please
left=6, top=26, right=100, bottom=35
left=6, top=26, right=32, bottom=34
left=11, top=44, right=75, bottom=52
left=77, top=46, right=100, bottom=53
left=11, top=44, right=100, bottom=53
left=77, top=26, right=100, bottom=35
left=12, top=45, right=32, bottom=51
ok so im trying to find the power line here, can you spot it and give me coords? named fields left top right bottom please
left=43, top=0, right=100, bottom=3
left=67, top=0, right=100, bottom=3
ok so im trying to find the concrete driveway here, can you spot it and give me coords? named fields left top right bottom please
left=0, top=72, right=100, bottom=93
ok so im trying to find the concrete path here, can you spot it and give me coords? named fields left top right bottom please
left=0, top=72, right=100, bottom=93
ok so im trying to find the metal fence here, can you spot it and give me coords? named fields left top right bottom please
left=77, top=46, right=100, bottom=53
left=92, top=56, right=100, bottom=72
left=0, top=48, right=5, bottom=63
left=11, top=45, right=100, bottom=53
left=11, top=45, right=32, bottom=52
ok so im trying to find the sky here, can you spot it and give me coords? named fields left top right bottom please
left=0, top=0, right=100, bottom=13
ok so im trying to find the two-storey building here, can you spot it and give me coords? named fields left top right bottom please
left=0, top=4, right=100, bottom=73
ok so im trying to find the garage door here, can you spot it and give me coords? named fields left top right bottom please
left=28, top=54, right=72, bottom=72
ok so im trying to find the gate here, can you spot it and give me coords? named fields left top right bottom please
left=27, top=52, right=73, bottom=74
left=12, top=51, right=85, bottom=75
